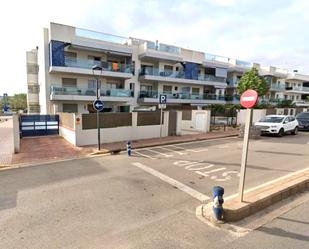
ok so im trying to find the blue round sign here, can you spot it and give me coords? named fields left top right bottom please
left=93, top=99, right=104, bottom=111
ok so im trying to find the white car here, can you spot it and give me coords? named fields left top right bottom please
left=254, top=115, right=299, bottom=136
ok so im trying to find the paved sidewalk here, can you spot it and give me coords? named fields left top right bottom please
left=88, top=130, right=239, bottom=153
left=0, top=119, right=14, bottom=165
left=2, top=129, right=238, bottom=167
left=11, top=136, right=92, bottom=165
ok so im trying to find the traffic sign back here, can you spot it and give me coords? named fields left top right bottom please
left=240, top=90, right=258, bottom=109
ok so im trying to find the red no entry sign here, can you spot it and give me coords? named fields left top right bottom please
left=240, top=89, right=258, bottom=108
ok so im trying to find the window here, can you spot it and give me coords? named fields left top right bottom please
left=28, top=85, right=39, bottom=94
left=296, top=95, right=299, bottom=100
left=181, top=87, right=190, bottom=93
left=163, top=85, right=172, bottom=94
left=62, top=78, right=77, bottom=88
left=88, top=55, right=101, bottom=66
left=63, top=104, right=78, bottom=113
left=141, top=85, right=152, bottom=92
left=88, top=79, right=97, bottom=89
left=64, top=51, right=77, bottom=61
left=192, top=88, right=200, bottom=95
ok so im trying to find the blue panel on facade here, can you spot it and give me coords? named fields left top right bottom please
left=183, top=62, right=199, bottom=80
left=50, top=40, right=65, bottom=66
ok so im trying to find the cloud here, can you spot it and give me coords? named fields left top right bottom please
left=1, top=0, right=309, bottom=95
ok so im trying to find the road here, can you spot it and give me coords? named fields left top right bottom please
left=0, top=133, right=308, bottom=248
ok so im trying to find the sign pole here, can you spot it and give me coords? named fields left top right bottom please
left=160, top=106, right=163, bottom=137
left=96, top=78, right=101, bottom=151
left=238, top=108, right=252, bottom=202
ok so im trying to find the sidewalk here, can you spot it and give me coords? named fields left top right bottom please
left=0, top=119, right=14, bottom=166
left=1, top=129, right=238, bottom=167
left=87, top=130, right=239, bottom=154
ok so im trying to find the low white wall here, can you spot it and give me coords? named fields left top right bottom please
left=237, top=109, right=267, bottom=125
left=74, top=112, right=169, bottom=146
left=181, top=110, right=210, bottom=133
left=59, top=126, right=76, bottom=146
left=12, top=115, right=20, bottom=153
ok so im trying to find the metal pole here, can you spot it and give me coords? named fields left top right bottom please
left=238, top=108, right=252, bottom=202
left=160, top=107, right=163, bottom=137
left=96, top=77, right=101, bottom=151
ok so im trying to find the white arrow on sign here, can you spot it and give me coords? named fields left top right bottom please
left=95, top=102, right=103, bottom=108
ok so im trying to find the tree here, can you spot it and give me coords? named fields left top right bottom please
left=8, top=93, right=27, bottom=112
left=237, top=67, right=268, bottom=97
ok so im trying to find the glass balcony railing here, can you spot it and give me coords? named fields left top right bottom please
left=204, top=53, right=229, bottom=64
left=64, top=56, right=133, bottom=74
left=270, top=85, right=286, bottom=90
left=145, top=41, right=181, bottom=54
left=139, top=68, right=226, bottom=83
left=138, top=91, right=232, bottom=101
left=235, top=60, right=253, bottom=68
left=75, top=28, right=130, bottom=45
left=50, top=86, right=133, bottom=97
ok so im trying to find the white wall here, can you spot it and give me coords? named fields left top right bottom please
left=73, top=112, right=169, bottom=146
left=12, top=115, right=20, bottom=153
left=237, top=109, right=267, bottom=125
left=181, top=110, right=210, bottom=133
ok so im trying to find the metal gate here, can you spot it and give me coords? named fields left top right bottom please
left=20, top=115, right=59, bottom=137
left=168, top=111, right=177, bottom=136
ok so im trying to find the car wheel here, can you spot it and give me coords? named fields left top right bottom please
left=278, top=128, right=285, bottom=137
left=292, top=126, right=298, bottom=135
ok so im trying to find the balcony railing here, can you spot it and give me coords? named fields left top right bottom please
left=204, top=53, right=229, bottom=64
left=145, top=41, right=181, bottom=54
left=64, top=56, right=133, bottom=74
left=75, top=28, right=130, bottom=45
left=50, top=86, right=133, bottom=97
left=285, top=86, right=309, bottom=92
left=270, top=85, right=286, bottom=90
left=139, top=68, right=226, bottom=83
left=138, top=91, right=234, bottom=101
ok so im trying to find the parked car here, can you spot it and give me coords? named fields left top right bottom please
left=254, top=115, right=299, bottom=136
left=296, top=112, right=309, bottom=131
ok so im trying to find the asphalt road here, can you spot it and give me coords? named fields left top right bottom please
left=0, top=133, right=308, bottom=248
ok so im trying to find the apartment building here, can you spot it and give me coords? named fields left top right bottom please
left=30, top=22, right=309, bottom=114
left=26, top=48, right=40, bottom=113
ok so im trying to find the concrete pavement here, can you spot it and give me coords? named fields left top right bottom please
left=0, top=133, right=309, bottom=248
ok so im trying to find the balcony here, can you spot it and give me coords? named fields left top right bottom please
left=50, top=86, right=133, bottom=102
left=50, top=57, right=134, bottom=79
left=138, top=91, right=228, bottom=104
left=285, top=86, right=309, bottom=93
left=139, top=68, right=227, bottom=87
left=270, top=85, right=286, bottom=91
left=139, top=41, right=183, bottom=62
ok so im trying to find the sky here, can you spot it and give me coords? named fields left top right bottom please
left=1, top=0, right=309, bottom=95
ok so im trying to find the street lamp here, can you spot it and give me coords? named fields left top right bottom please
left=92, top=65, right=103, bottom=151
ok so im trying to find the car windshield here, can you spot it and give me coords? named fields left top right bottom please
left=296, top=112, right=309, bottom=119
left=260, top=117, right=284, bottom=123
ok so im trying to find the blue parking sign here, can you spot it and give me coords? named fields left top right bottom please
left=159, top=94, right=167, bottom=104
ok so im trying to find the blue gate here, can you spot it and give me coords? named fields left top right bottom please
left=20, top=115, right=59, bottom=137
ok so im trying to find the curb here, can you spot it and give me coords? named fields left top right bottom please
left=200, top=168, right=309, bottom=224
left=0, top=133, right=238, bottom=171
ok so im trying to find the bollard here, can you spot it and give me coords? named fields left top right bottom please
left=212, top=186, right=224, bottom=221
left=126, top=141, right=132, bottom=156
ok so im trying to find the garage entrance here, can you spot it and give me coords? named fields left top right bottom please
left=20, top=115, right=59, bottom=137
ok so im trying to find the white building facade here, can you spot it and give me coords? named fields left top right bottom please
left=29, top=22, right=309, bottom=114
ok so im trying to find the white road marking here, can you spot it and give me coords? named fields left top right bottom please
left=224, top=166, right=309, bottom=201
left=160, top=146, right=187, bottom=155
left=196, top=167, right=226, bottom=177
left=168, top=144, right=208, bottom=153
left=132, top=162, right=210, bottom=202
left=144, top=148, right=173, bottom=157
left=134, top=151, right=156, bottom=160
